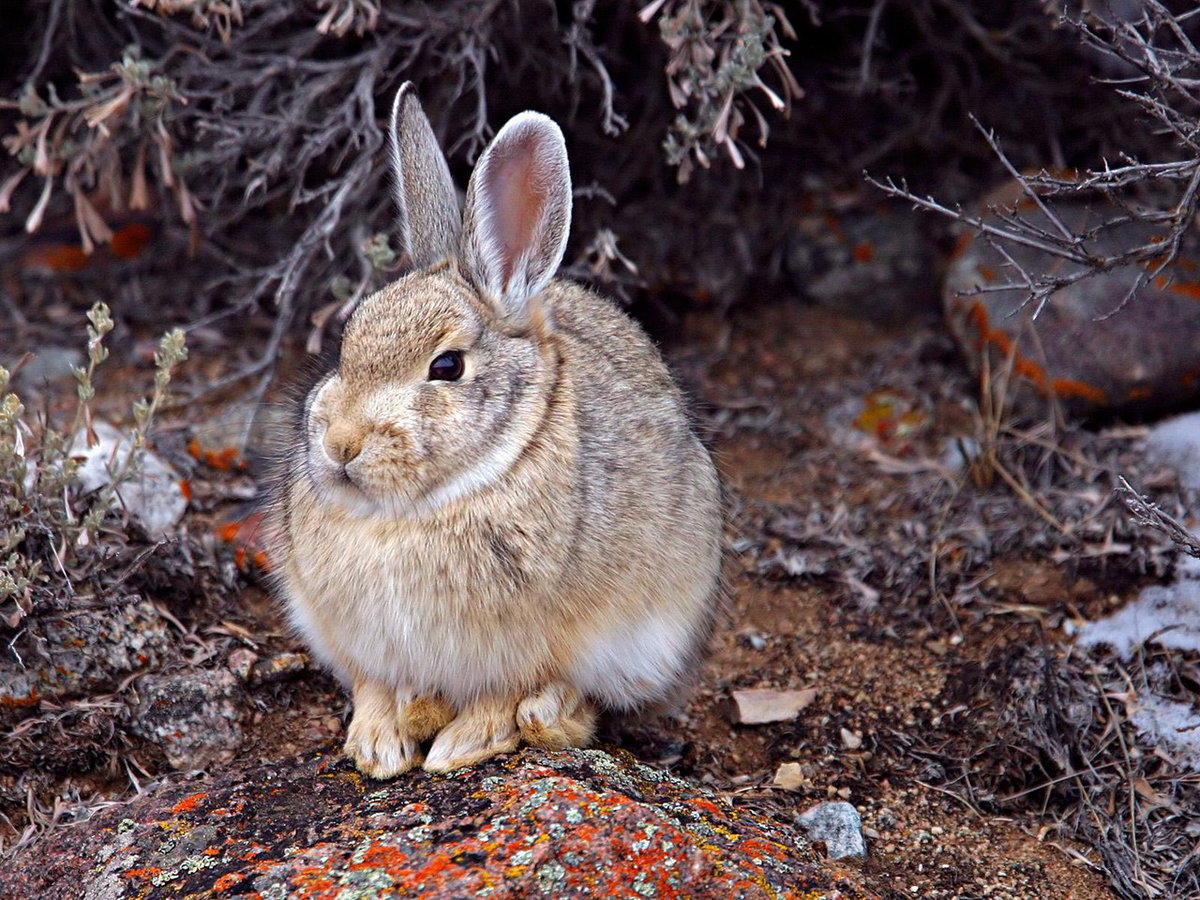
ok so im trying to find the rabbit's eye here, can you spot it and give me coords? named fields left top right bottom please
left=428, top=350, right=464, bottom=382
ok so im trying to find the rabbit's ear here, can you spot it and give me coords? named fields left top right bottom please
left=389, top=83, right=461, bottom=268
left=460, top=112, right=571, bottom=323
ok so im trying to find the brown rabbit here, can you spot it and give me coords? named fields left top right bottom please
left=268, top=83, right=722, bottom=776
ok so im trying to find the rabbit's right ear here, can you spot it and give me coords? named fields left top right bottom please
left=389, top=83, right=461, bottom=268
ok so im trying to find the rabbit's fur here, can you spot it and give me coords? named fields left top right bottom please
left=269, top=83, right=722, bottom=776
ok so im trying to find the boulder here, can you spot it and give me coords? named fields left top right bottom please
left=944, top=187, right=1200, bottom=418
left=786, top=200, right=940, bottom=325
left=0, top=748, right=877, bottom=900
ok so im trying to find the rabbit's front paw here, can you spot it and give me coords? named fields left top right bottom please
left=423, top=695, right=519, bottom=772
left=400, top=694, right=455, bottom=741
left=517, top=683, right=596, bottom=750
left=344, top=678, right=425, bottom=779
left=345, top=711, right=421, bottom=779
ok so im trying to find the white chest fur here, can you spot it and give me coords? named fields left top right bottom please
left=283, top=510, right=557, bottom=703
left=281, top=483, right=713, bottom=710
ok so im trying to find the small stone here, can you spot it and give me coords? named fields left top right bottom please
left=249, top=652, right=309, bottom=685
left=840, top=727, right=863, bottom=750
left=796, top=801, right=867, bottom=860
left=729, top=688, right=818, bottom=725
left=736, top=629, right=768, bottom=651
left=129, top=669, right=243, bottom=770
left=74, top=422, right=187, bottom=537
left=773, top=762, right=804, bottom=791
left=227, top=648, right=260, bottom=682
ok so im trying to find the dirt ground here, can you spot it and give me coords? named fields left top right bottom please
left=5, top=296, right=1163, bottom=898
left=656, top=304, right=1122, bottom=900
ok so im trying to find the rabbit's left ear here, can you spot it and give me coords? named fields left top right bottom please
left=460, top=112, right=572, bottom=324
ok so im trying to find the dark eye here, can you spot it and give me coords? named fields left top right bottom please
left=428, top=350, right=464, bottom=382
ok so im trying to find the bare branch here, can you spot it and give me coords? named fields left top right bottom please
left=1116, top=476, right=1200, bottom=559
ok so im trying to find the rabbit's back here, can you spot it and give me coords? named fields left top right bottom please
left=542, top=281, right=722, bottom=706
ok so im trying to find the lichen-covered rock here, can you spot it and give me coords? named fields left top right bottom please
left=1, top=748, right=877, bottom=899
left=944, top=189, right=1200, bottom=418
left=128, top=669, right=244, bottom=770
left=0, top=598, right=170, bottom=716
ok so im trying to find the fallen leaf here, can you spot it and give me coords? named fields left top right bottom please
left=730, top=688, right=818, bottom=725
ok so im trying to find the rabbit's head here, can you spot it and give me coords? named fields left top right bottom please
left=302, top=84, right=572, bottom=517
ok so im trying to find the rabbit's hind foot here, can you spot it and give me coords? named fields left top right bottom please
left=517, top=683, right=597, bottom=750
left=422, top=694, right=520, bottom=773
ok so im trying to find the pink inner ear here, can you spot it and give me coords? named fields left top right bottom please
left=485, top=133, right=547, bottom=291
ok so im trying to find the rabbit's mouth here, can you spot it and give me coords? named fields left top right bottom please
left=309, top=454, right=439, bottom=520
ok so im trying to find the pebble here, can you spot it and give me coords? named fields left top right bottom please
left=773, top=762, right=804, bottom=791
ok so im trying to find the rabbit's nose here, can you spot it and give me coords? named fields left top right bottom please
left=324, top=421, right=364, bottom=465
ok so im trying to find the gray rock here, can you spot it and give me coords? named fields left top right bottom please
left=786, top=202, right=939, bottom=325
left=0, top=749, right=877, bottom=900
left=129, top=668, right=244, bottom=770
left=0, top=599, right=170, bottom=716
left=796, top=800, right=867, bottom=859
left=75, top=422, right=188, bottom=537
left=944, top=187, right=1200, bottom=418
left=11, top=346, right=83, bottom=393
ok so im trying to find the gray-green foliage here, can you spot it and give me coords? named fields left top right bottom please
left=0, top=304, right=187, bottom=619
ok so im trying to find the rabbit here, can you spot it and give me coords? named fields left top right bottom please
left=267, top=82, right=723, bottom=777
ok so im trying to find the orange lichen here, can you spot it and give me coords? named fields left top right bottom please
left=110, top=222, right=153, bottom=260
left=187, top=439, right=248, bottom=472
left=215, top=521, right=241, bottom=542
left=823, top=212, right=844, bottom=240
left=959, top=300, right=1114, bottom=405
left=1167, top=279, right=1200, bottom=300
left=1, top=689, right=39, bottom=707
left=171, top=791, right=209, bottom=814
left=1050, top=378, right=1109, bottom=404
left=123, top=867, right=163, bottom=879
left=212, top=872, right=244, bottom=892
left=854, top=390, right=930, bottom=444
left=179, top=479, right=193, bottom=502
left=24, top=245, right=90, bottom=272
left=19, top=220, right=155, bottom=273
left=852, top=240, right=874, bottom=263
left=949, top=232, right=973, bottom=261
left=690, top=798, right=723, bottom=818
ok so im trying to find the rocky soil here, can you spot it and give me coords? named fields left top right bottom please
left=4, top=290, right=1192, bottom=898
